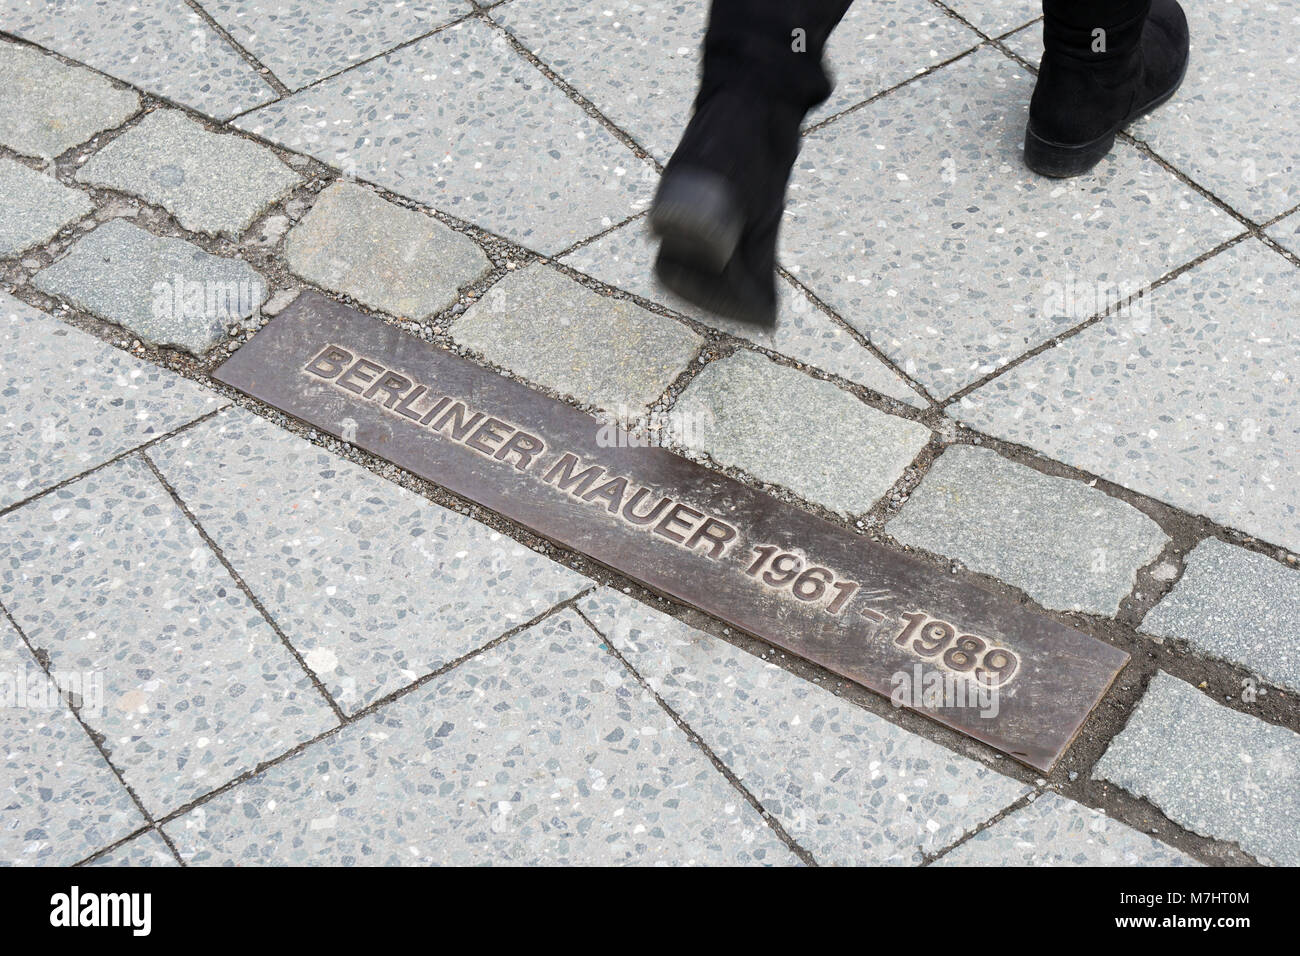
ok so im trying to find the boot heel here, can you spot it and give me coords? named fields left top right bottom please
left=649, top=168, right=744, bottom=274
left=1023, top=125, right=1116, bottom=178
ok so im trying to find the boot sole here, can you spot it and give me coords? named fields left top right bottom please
left=653, top=251, right=777, bottom=327
left=649, top=168, right=745, bottom=274
left=1024, top=55, right=1189, bottom=178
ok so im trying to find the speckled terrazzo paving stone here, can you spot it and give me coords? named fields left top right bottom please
left=1267, top=211, right=1300, bottom=258
left=1141, top=539, right=1300, bottom=694
left=669, top=350, right=931, bottom=516
left=33, top=220, right=267, bottom=356
left=0, top=0, right=276, bottom=120
left=935, top=792, right=1198, bottom=866
left=491, top=0, right=977, bottom=161
left=887, top=445, right=1169, bottom=615
left=87, top=830, right=177, bottom=867
left=0, top=158, right=94, bottom=258
left=203, top=0, right=470, bottom=91
left=76, top=111, right=301, bottom=237
left=0, top=292, right=222, bottom=509
left=166, top=610, right=797, bottom=866
left=235, top=19, right=655, bottom=254
left=0, top=616, right=145, bottom=866
left=939, top=0, right=1040, bottom=36
left=0, top=39, right=139, bottom=158
left=955, top=240, right=1300, bottom=553
left=149, top=408, right=590, bottom=714
left=560, top=221, right=927, bottom=407
left=1006, top=1, right=1300, bottom=221
left=780, top=47, right=1236, bottom=398
left=580, top=590, right=1028, bottom=865
left=0, top=456, right=338, bottom=817
left=452, top=263, right=702, bottom=416
left=1094, top=672, right=1300, bottom=866
left=284, top=182, right=491, bottom=321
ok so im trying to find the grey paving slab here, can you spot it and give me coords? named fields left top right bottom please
left=1141, top=538, right=1300, bottom=694
left=670, top=350, right=931, bottom=516
left=166, top=609, right=797, bottom=865
left=581, top=589, right=1029, bottom=865
left=204, top=0, right=470, bottom=91
left=76, top=111, right=301, bottom=237
left=941, top=0, right=1039, bottom=36
left=0, top=456, right=338, bottom=817
left=1095, top=671, right=1300, bottom=866
left=1, top=616, right=146, bottom=866
left=935, top=792, right=1198, bottom=866
left=452, top=263, right=703, bottom=416
left=1267, top=210, right=1300, bottom=257
left=955, top=240, right=1300, bottom=553
left=781, top=47, right=1237, bottom=398
left=492, top=0, right=977, bottom=162
left=34, top=219, right=267, bottom=356
left=0, top=39, right=140, bottom=158
left=88, top=830, right=178, bottom=867
left=0, top=0, right=276, bottom=120
left=0, top=158, right=94, bottom=258
left=150, top=407, right=590, bottom=713
left=560, top=220, right=927, bottom=407
left=284, top=182, right=491, bottom=320
left=888, top=445, right=1169, bottom=615
left=1006, top=2, right=1300, bottom=221
left=235, top=19, right=656, bottom=255
left=0, top=291, right=222, bottom=510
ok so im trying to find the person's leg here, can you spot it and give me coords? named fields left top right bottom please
left=649, top=0, right=853, bottom=326
left=1025, top=0, right=1189, bottom=176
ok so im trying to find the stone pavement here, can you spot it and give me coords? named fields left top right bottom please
left=0, top=0, right=1296, bottom=866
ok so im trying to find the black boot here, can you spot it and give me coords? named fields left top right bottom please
left=649, top=0, right=852, bottom=326
left=1025, top=0, right=1189, bottom=177
left=650, top=90, right=802, bottom=325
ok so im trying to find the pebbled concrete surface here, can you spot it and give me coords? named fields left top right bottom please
left=936, top=792, right=1199, bottom=866
left=165, top=610, right=797, bottom=866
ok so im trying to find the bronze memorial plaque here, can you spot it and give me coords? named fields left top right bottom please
left=216, top=291, right=1129, bottom=771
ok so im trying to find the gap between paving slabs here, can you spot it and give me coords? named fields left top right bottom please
left=0, top=14, right=1294, bottom=868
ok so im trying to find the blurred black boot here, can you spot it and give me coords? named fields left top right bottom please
left=1025, top=0, right=1189, bottom=177
left=650, top=0, right=852, bottom=326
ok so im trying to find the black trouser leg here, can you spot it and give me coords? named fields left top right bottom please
left=649, top=0, right=855, bottom=325
left=697, top=0, right=855, bottom=112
